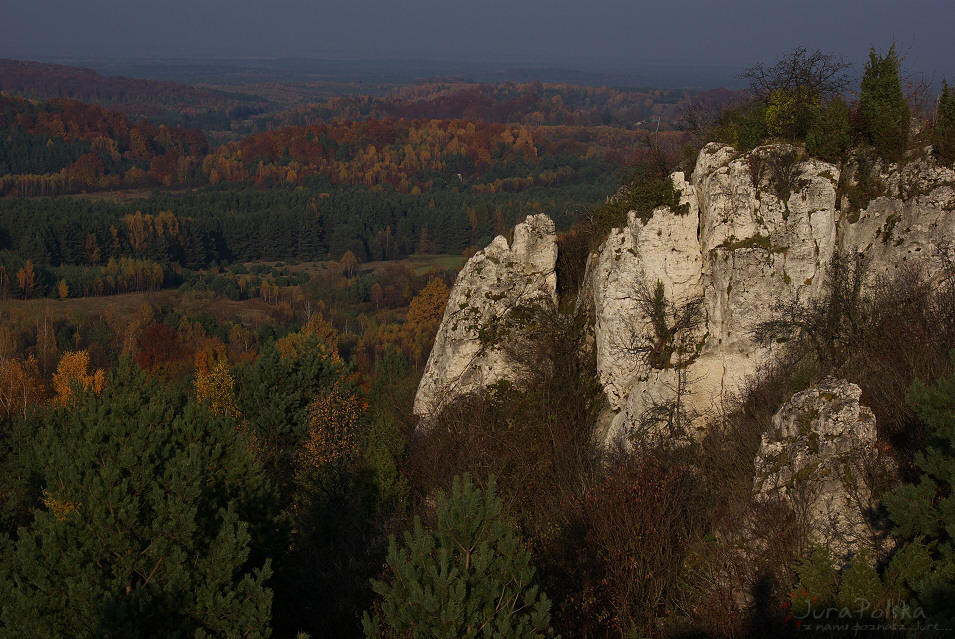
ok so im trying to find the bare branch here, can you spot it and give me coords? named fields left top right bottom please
left=742, top=47, right=852, bottom=103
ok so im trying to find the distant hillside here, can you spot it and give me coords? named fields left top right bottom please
left=0, top=94, right=208, bottom=195
left=0, top=58, right=269, bottom=129
left=255, top=81, right=694, bottom=131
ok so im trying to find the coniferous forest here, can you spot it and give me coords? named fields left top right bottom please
left=2, top=48, right=955, bottom=637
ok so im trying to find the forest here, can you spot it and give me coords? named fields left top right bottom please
left=1, top=46, right=955, bottom=637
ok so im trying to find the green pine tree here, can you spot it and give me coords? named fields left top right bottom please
left=934, top=80, right=955, bottom=163
left=363, top=474, right=555, bottom=638
left=859, top=45, right=910, bottom=160
left=883, top=363, right=955, bottom=628
left=0, top=361, right=276, bottom=637
left=787, top=545, right=933, bottom=628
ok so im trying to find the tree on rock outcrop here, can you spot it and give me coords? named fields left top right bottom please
left=806, top=94, right=852, bottom=162
left=860, top=45, right=909, bottom=160
left=743, top=47, right=851, bottom=142
left=934, top=80, right=955, bottom=163
left=363, top=474, right=555, bottom=638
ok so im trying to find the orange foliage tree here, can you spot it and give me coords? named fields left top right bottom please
left=299, top=382, right=367, bottom=474
left=51, top=350, right=106, bottom=406
left=401, top=277, right=449, bottom=365
left=135, top=322, right=187, bottom=376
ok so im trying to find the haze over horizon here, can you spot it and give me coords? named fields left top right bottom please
left=3, top=0, right=954, bottom=85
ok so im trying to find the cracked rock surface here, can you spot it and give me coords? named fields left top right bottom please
left=415, top=144, right=955, bottom=444
left=413, top=214, right=557, bottom=420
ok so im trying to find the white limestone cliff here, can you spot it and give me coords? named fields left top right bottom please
left=592, top=143, right=839, bottom=442
left=838, top=153, right=955, bottom=281
left=413, top=214, right=557, bottom=419
left=414, top=143, right=955, bottom=442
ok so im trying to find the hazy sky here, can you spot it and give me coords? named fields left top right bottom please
left=3, top=0, right=953, bottom=79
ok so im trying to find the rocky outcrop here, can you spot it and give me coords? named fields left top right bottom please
left=413, top=214, right=557, bottom=419
left=591, top=144, right=839, bottom=442
left=414, top=143, right=955, bottom=440
left=753, top=378, right=882, bottom=563
left=587, top=143, right=955, bottom=443
left=838, top=153, right=955, bottom=282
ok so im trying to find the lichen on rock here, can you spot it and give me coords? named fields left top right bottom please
left=753, top=378, right=883, bottom=563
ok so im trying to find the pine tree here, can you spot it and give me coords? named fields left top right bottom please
left=363, top=474, right=555, bottom=638
left=883, top=363, right=955, bottom=627
left=786, top=544, right=933, bottom=627
left=934, top=80, right=955, bottom=163
left=859, top=45, right=909, bottom=160
left=0, top=361, right=277, bottom=636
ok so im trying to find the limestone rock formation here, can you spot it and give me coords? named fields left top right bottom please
left=753, top=378, right=881, bottom=563
left=588, top=143, right=955, bottom=443
left=413, top=214, right=557, bottom=419
left=838, top=153, right=955, bottom=282
left=414, top=142, right=955, bottom=441
left=592, top=144, right=839, bottom=442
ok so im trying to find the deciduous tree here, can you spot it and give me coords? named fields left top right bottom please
left=51, top=349, right=105, bottom=406
left=742, top=47, right=851, bottom=142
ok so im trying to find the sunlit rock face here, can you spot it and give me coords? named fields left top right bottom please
left=415, top=143, right=955, bottom=443
left=591, top=143, right=839, bottom=443
left=753, top=378, right=881, bottom=564
left=413, top=214, right=557, bottom=420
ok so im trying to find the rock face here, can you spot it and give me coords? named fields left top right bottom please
left=413, top=214, right=557, bottom=419
left=414, top=143, right=955, bottom=439
left=838, top=154, right=955, bottom=281
left=585, top=143, right=955, bottom=443
left=753, top=378, right=880, bottom=563
left=590, top=144, right=839, bottom=442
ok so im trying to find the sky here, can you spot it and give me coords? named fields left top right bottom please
left=2, top=0, right=953, bottom=82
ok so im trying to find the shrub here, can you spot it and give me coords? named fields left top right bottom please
left=550, top=450, right=705, bottom=636
left=806, top=95, right=852, bottom=163
left=710, top=99, right=768, bottom=152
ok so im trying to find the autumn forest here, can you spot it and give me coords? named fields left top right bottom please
left=3, top=51, right=955, bottom=638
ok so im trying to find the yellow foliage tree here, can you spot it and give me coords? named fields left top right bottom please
left=275, top=314, right=340, bottom=362
left=193, top=350, right=239, bottom=418
left=16, top=260, right=35, bottom=299
left=339, top=250, right=358, bottom=278
left=51, top=350, right=105, bottom=406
